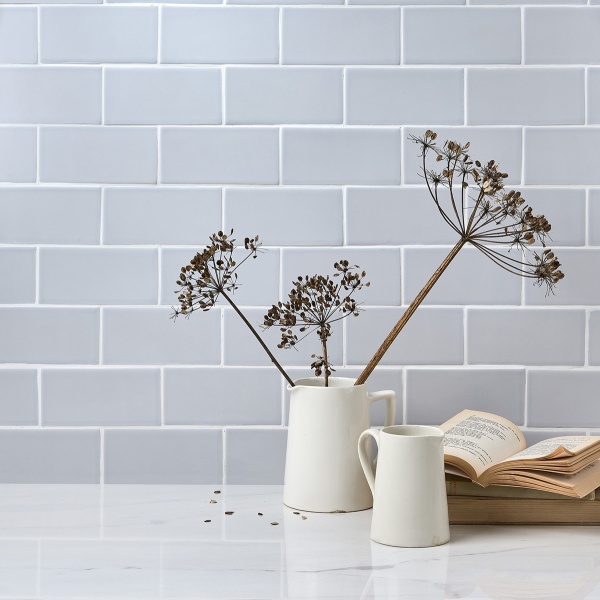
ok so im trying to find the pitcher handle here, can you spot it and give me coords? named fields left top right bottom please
left=368, top=390, right=396, bottom=427
left=358, top=428, right=380, bottom=496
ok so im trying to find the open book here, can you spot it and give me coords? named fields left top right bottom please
left=440, top=410, right=600, bottom=498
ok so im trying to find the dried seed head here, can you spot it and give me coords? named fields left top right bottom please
left=408, top=130, right=564, bottom=297
left=171, top=229, right=262, bottom=320
left=262, top=262, right=369, bottom=382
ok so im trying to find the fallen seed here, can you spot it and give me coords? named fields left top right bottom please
left=302, top=516, right=307, bottom=520
left=225, top=511, right=234, bottom=515
left=214, top=490, right=221, bottom=494
left=209, top=500, right=217, bottom=504
left=271, top=522, right=279, bottom=526
left=293, top=512, right=300, bottom=515
left=258, top=512, right=263, bottom=516
left=204, top=519, right=211, bottom=523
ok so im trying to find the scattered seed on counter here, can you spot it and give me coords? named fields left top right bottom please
left=210, top=500, right=217, bottom=504
left=204, top=519, right=211, bottom=523
left=271, top=522, right=279, bottom=526
left=258, top=512, right=263, bottom=516
left=225, top=511, right=234, bottom=515
left=214, top=490, right=221, bottom=494
left=293, top=512, right=300, bottom=515
left=302, top=516, right=307, bottom=520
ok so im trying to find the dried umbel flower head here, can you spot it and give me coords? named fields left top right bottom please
left=172, top=230, right=294, bottom=387
left=173, top=230, right=261, bottom=316
left=409, top=129, right=564, bottom=293
left=355, top=131, right=564, bottom=386
left=263, top=261, right=369, bottom=386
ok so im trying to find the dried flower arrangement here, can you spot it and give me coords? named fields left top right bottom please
left=354, top=130, right=564, bottom=386
left=173, top=132, right=564, bottom=391
left=171, top=230, right=294, bottom=387
left=172, top=230, right=369, bottom=387
left=262, top=261, right=369, bottom=386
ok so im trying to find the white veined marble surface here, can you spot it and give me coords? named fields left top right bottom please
left=0, top=484, right=599, bottom=599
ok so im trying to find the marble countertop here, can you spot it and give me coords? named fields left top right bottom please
left=1, top=484, right=599, bottom=599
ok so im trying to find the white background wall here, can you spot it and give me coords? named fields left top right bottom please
left=0, top=1, right=599, bottom=484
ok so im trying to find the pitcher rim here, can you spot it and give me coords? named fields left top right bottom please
left=380, top=425, right=444, bottom=439
left=287, top=376, right=363, bottom=391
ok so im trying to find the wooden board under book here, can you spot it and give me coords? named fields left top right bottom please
left=449, top=495, right=600, bottom=525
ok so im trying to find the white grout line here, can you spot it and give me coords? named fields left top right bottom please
left=278, top=126, right=283, bottom=185
left=462, top=306, right=468, bottom=367
left=220, top=307, right=225, bottom=366
left=342, top=66, right=347, bottom=126
left=35, top=126, right=40, bottom=184
left=101, top=66, right=105, bottom=125
left=157, top=5, right=162, bottom=65
left=36, top=6, right=41, bottom=65
left=221, top=66, right=226, bottom=126
left=35, top=246, right=40, bottom=304
left=156, top=127, right=162, bottom=185
left=222, top=428, right=227, bottom=485
left=220, top=186, right=225, bottom=231
left=463, top=68, right=468, bottom=126
left=99, top=428, right=105, bottom=484
left=523, top=368, right=529, bottom=427
left=585, top=308, right=590, bottom=368
left=399, top=7, right=404, bottom=66
left=341, top=186, right=347, bottom=246
left=278, top=7, right=282, bottom=65
left=99, top=187, right=105, bottom=245
left=585, top=66, right=589, bottom=126
left=585, top=188, right=590, bottom=247
left=520, top=6, right=525, bottom=66
left=401, top=367, right=407, bottom=425
left=521, top=126, right=525, bottom=187
left=160, top=366, right=165, bottom=426
left=37, top=368, right=42, bottom=426
left=99, top=308, right=104, bottom=366
left=342, top=317, right=347, bottom=368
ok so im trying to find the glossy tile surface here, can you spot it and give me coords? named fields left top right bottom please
left=0, top=485, right=599, bottom=598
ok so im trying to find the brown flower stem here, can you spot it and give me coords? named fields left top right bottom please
left=220, top=289, right=295, bottom=387
left=355, top=238, right=467, bottom=386
left=322, top=337, right=329, bottom=387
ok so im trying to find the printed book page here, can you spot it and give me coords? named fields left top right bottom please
left=500, top=436, right=600, bottom=463
left=440, top=409, right=526, bottom=480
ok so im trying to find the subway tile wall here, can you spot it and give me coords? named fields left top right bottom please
left=0, top=2, right=599, bottom=484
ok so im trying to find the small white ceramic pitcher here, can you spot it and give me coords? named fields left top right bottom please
left=358, top=425, right=450, bottom=548
left=284, top=377, right=396, bottom=513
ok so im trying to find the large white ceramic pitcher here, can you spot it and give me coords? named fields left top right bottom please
left=283, top=377, right=396, bottom=513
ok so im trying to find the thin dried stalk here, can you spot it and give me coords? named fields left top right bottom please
left=355, top=239, right=465, bottom=386
left=221, top=289, right=295, bottom=387
left=172, top=230, right=295, bottom=388
left=355, top=130, right=564, bottom=387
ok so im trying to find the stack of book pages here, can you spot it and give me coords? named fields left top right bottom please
left=440, top=410, right=600, bottom=525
